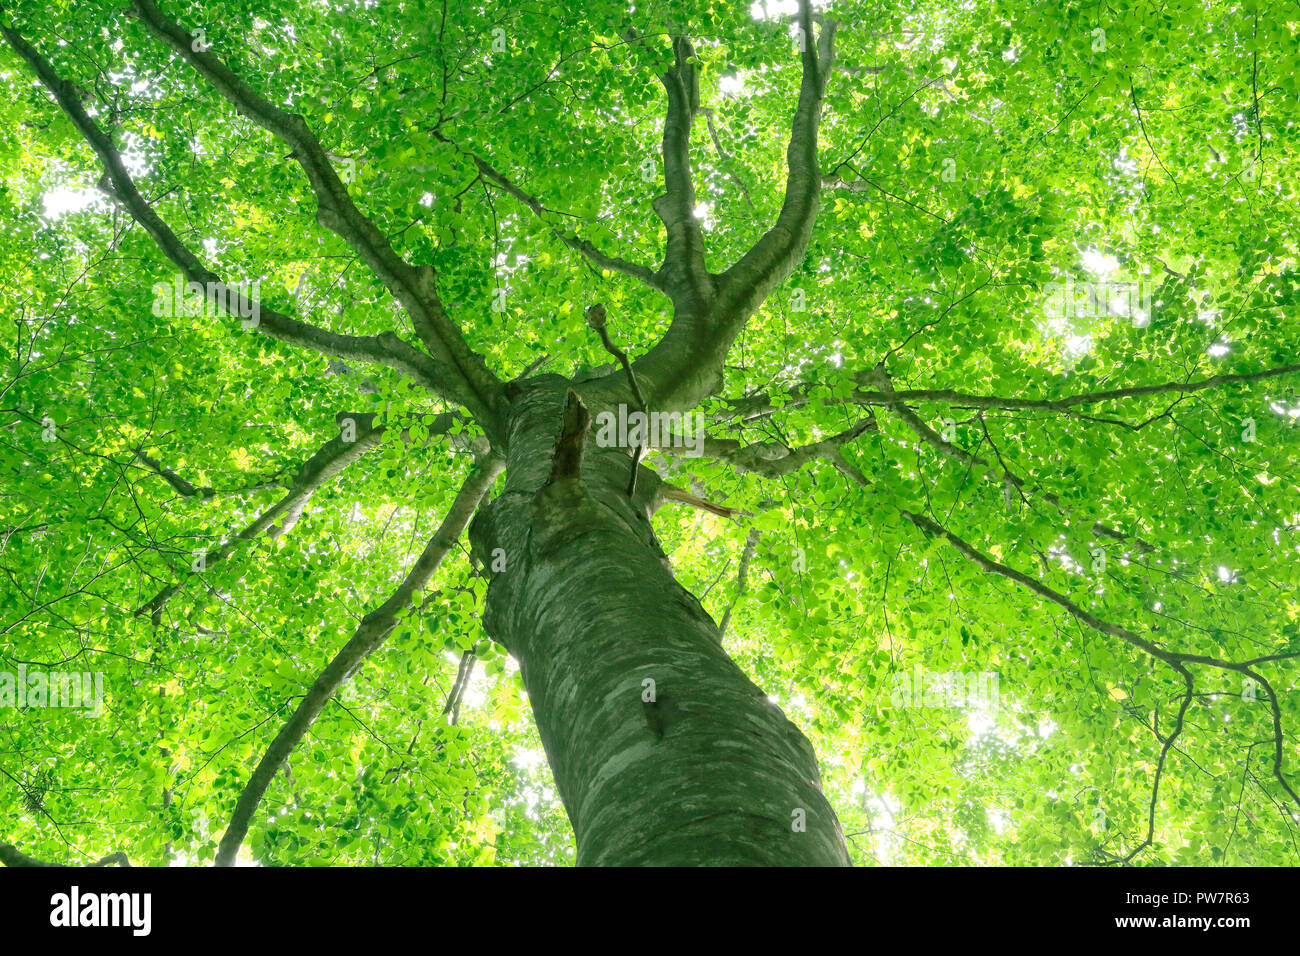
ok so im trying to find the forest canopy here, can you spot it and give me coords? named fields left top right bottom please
left=1, top=0, right=1297, bottom=867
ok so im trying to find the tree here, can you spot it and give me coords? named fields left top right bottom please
left=0, top=0, right=1296, bottom=867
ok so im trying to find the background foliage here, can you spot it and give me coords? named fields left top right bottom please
left=1, top=0, right=1297, bottom=865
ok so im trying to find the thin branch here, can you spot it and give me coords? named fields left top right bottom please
left=441, top=650, right=477, bottom=726
left=864, top=367, right=1156, bottom=553
left=718, top=528, right=760, bottom=639
left=455, top=142, right=663, bottom=292
left=898, top=509, right=1300, bottom=815
left=586, top=303, right=648, bottom=496
left=214, top=453, right=504, bottom=866
left=822, top=172, right=949, bottom=222
left=134, top=412, right=405, bottom=620
left=1112, top=665, right=1194, bottom=864
left=700, top=107, right=755, bottom=208
left=134, top=447, right=215, bottom=499
left=900, top=508, right=1173, bottom=664
left=134, top=448, right=287, bottom=500
left=851, top=362, right=1300, bottom=412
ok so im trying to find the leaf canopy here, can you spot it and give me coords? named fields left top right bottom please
left=1, top=0, right=1297, bottom=866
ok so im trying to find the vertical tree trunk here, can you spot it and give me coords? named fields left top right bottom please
left=471, top=379, right=850, bottom=866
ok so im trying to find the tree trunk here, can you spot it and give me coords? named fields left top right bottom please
left=470, top=378, right=850, bottom=866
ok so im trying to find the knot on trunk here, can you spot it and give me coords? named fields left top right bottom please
left=544, top=388, right=591, bottom=485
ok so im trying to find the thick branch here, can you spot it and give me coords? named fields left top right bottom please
left=711, top=383, right=818, bottom=424
left=714, top=1, right=835, bottom=310
left=0, top=841, right=131, bottom=867
left=659, top=483, right=741, bottom=519
left=0, top=21, right=464, bottom=401
left=624, top=0, right=836, bottom=413
left=124, top=0, right=507, bottom=434
left=664, top=416, right=874, bottom=484
left=214, top=453, right=503, bottom=866
left=652, top=34, right=712, bottom=307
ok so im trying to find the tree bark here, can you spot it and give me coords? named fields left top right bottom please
left=471, top=378, right=850, bottom=866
